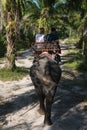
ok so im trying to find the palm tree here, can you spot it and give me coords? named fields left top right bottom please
left=24, top=0, right=57, bottom=33
left=4, top=0, right=25, bottom=70
left=62, top=0, right=87, bottom=58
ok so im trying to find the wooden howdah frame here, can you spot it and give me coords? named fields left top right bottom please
left=31, top=42, right=61, bottom=54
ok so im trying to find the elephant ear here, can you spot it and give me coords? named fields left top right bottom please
left=47, top=61, right=61, bottom=84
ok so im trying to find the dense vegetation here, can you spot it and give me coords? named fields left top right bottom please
left=0, top=0, right=87, bottom=71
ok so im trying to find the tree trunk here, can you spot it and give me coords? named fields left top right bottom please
left=5, top=0, right=20, bottom=71
left=0, top=0, right=4, bottom=32
left=83, top=34, right=87, bottom=58
left=5, top=6, right=17, bottom=70
left=77, top=36, right=83, bottom=49
left=82, top=14, right=87, bottom=58
left=6, top=40, right=16, bottom=70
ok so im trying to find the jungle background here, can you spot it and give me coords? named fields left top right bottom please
left=0, top=0, right=87, bottom=72
left=0, top=1, right=87, bottom=130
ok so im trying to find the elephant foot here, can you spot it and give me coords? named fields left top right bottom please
left=37, top=108, right=45, bottom=115
left=44, top=119, right=53, bottom=126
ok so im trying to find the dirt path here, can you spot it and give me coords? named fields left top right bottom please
left=0, top=43, right=87, bottom=130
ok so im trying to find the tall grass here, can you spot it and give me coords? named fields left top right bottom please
left=64, top=50, right=87, bottom=71
left=0, top=67, right=28, bottom=81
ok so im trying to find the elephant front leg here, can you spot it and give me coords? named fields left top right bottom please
left=44, top=97, right=53, bottom=125
left=38, top=94, right=45, bottom=115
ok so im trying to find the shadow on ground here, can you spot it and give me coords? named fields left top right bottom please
left=0, top=44, right=87, bottom=130
left=0, top=83, right=38, bottom=128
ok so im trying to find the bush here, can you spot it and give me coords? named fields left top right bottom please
left=64, top=51, right=87, bottom=72
left=16, top=26, right=34, bottom=51
left=65, top=37, right=79, bottom=44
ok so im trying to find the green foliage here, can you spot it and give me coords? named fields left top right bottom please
left=65, top=61, right=81, bottom=70
left=77, top=58, right=87, bottom=71
left=37, top=17, right=48, bottom=32
left=82, top=0, right=87, bottom=10
left=16, top=24, right=34, bottom=51
left=64, top=51, right=87, bottom=72
left=0, top=67, right=28, bottom=81
left=65, top=37, right=79, bottom=44
left=1, top=0, right=87, bottom=55
left=66, top=59, right=87, bottom=71
left=24, top=0, right=59, bottom=33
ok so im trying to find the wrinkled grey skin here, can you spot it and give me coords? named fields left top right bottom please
left=30, top=57, right=61, bottom=125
